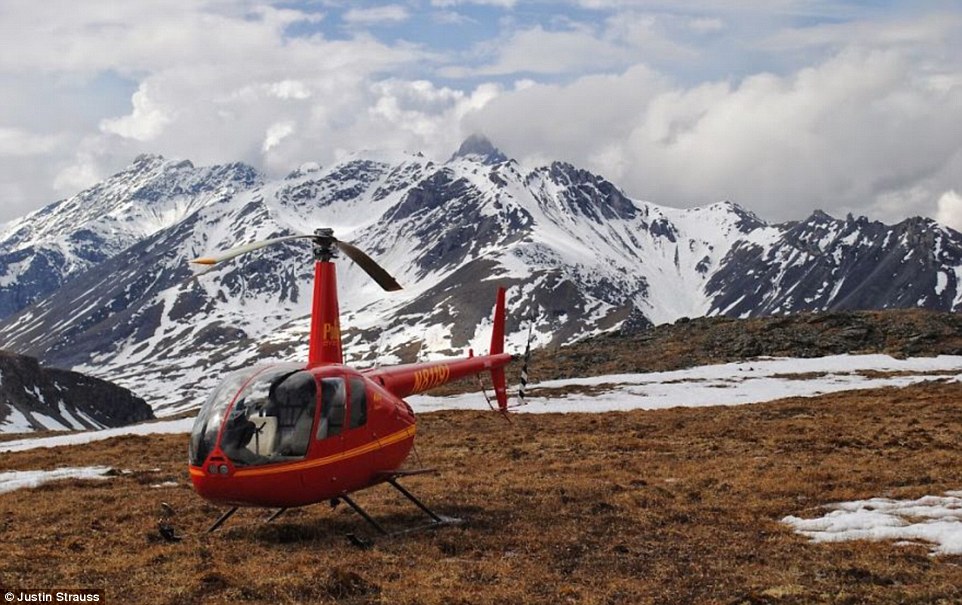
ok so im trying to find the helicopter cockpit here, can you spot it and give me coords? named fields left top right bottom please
left=189, top=363, right=346, bottom=468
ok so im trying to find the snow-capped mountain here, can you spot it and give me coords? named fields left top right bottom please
left=0, top=137, right=960, bottom=416
left=0, top=155, right=260, bottom=320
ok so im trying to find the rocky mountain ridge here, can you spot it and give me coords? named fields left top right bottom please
left=0, top=137, right=959, bottom=415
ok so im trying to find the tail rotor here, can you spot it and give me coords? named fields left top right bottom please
left=516, top=315, right=535, bottom=407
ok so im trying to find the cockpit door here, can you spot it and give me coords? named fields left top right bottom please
left=302, top=376, right=377, bottom=493
left=343, top=376, right=376, bottom=473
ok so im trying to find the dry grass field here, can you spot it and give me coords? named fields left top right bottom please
left=2, top=379, right=962, bottom=604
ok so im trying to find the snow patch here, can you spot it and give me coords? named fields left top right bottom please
left=935, top=271, right=948, bottom=296
left=0, top=406, right=35, bottom=432
left=783, top=491, right=962, bottom=555
left=0, top=466, right=113, bottom=495
left=0, top=418, right=194, bottom=453
left=408, top=354, right=962, bottom=413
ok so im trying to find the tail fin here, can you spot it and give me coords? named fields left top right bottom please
left=490, top=287, right=508, bottom=411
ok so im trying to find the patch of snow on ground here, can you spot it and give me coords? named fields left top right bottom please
left=408, top=354, right=962, bottom=414
left=783, top=491, right=962, bottom=555
left=0, top=466, right=113, bottom=495
left=0, top=418, right=194, bottom=453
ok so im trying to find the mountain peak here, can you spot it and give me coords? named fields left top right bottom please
left=449, top=134, right=508, bottom=165
left=131, top=153, right=168, bottom=169
left=808, top=209, right=836, bottom=222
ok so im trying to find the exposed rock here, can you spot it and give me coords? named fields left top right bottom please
left=449, top=134, right=509, bottom=165
left=523, top=309, right=962, bottom=382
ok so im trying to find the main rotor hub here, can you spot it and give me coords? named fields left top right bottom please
left=312, top=228, right=338, bottom=262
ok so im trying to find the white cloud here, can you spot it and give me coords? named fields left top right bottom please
left=262, top=121, right=296, bottom=153
left=430, top=0, right=518, bottom=7
left=449, top=13, right=702, bottom=78
left=571, top=1, right=836, bottom=12
left=461, top=25, right=634, bottom=76
left=688, top=17, right=724, bottom=33
left=763, top=12, right=962, bottom=52
left=99, top=83, right=172, bottom=141
left=937, top=190, right=962, bottom=232
left=53, top=153, right=102, bottom=196
left=463, top=63, right=669, bottom=154
left=432, top=10, right=476, bottom=25
left=0, top=1, right=323, bottom=75
left=603, top=12, right=699, bottom=60
left=466, top=47, right=962, bottom=222
left=0, top=2, right=426, bottom=219
left=268, top=80, right=312, bottom=100
left=343, top=5, right=410, bottom=25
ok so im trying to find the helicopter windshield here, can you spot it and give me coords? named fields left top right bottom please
left=189, top=363, right=316, bottom=467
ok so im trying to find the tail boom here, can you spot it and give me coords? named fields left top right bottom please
left=365, top=353, right=512, bottom=400
left=366, top=287, right=512, bottom=410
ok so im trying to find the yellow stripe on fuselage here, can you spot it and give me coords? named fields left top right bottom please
left=191, top=424, right=417, bottom=479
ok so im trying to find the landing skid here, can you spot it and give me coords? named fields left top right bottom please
left=202, top=471, right=461, bottom=540
left=336, top=475, right=463, bottom=546
left=204, top=505, right=289, bottom=533
left=206, top=506, right=238, bottom=533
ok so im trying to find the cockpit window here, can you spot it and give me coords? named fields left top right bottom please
left=316, top=378, right=345, bottom=440
left=189, top=368, right=255, bottom=466
left=189, top=363, right=314, bottom=467
left=349, top=377, right=367, bottom=429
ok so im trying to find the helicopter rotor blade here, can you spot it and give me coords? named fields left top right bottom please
left=188, top=230, right=402, bottom=291
left=336, top=240, right=403, bottom=292
left=189, top=235, right=310, bottom=267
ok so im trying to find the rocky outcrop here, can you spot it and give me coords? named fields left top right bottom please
left=529, top=309, right=962, bottom=381
left=0, top=350, right=153, bottom=433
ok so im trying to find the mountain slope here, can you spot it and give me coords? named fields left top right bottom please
left=0, top=155, right=260, bottom=319
left=0, top=139, right=960, bottom=415
left=0, top=349, right=153, bottom=433
left=707, top=212, right=962, bottom=316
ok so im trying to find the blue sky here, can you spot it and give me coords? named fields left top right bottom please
left=1, top=0, right=960, bottom=227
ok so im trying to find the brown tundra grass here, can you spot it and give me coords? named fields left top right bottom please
left=2, top=381, right=962, bottom=604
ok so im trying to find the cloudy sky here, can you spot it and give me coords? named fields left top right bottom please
left=1, top=0, right=961, bottom=228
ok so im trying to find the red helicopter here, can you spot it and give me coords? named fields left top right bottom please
left=186, top=228, right=513, bottom=536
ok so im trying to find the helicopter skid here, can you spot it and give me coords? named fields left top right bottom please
left=337, top=475, right=463, bottom=546
left=200, top=473, right=460, bottom=541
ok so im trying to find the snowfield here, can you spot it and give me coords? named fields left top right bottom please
left=407, top=353, right=962, bottom=413
left=0, top=417, right=194, bottom=453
